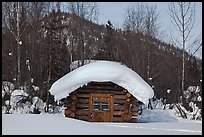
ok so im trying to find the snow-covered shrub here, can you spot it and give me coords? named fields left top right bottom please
left=147, top=96, right=166, bottom=110
left=153, top=98, right=165, bottom=109
left=188, top=102, right=202, bottom=120
left=181, top=86, right=202, bottom=120
left=10, top=90, right=28, bottom=107
left=2, top=81, right=15, bottom=95
left=48, top=105, right=65, bottom=114
left=144, top=91, right=202, bottom=121
left=2, top=90, right=6, bottom=98
left=30, top=96, right=45, bottom=113
left=183, top=86, right=201, bottom=103
left=161, top=102, right=202, bottom=121
left=2, top=81, right=15, bottom=107
left=2, top=106, right=7, bottom=114
left=2, top=81, right=47, bottom=114
left=32, top=85, right=39, bottom=92
left=9, top=89, right=29, bottom=114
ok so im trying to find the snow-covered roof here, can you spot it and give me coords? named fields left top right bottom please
left=50, top=61, right=154, bottom=105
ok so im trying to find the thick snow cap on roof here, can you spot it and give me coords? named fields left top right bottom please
left=50, top=61, right=154, bottom=105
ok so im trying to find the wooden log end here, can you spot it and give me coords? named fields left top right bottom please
left=126, top=92, right=131, bottom=98
left=131, top=111, right=138, bottom=116
left=65, top=109, right=71, bottom=117
left=71, top=95, right=77, bottom=100
left=122, top=114, right=132, bottom=122
left=70, top=112, right=76, bottom=118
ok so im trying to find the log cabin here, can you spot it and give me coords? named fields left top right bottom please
left=50, top=61, right=154, bottom=123
left=63, top=81, right=141, bottom=122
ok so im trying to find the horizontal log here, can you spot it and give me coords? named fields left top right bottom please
left=124, top=109, right=129, bottom=114
left=71, top=105, right=76, bottom=111
left=114, top=105, right=125, bottom=111
left=75, top=115, right=89, bottom=121
left=76, top=104, right=89, bottom=109
left=124, top=103, right=130, bottom=109
left=76, top=93, right=89, bottom=98
left=113, top=111, right=124, bottom=116
left=131, top=118, right=138, bottom=123
left=113, top=116, right=123, bottom=122
left=77, top=98, right=89, bottom=104
left=76, top=109, right=89, bottom=116
left=114, top=95, right=126, bottom=100
left=82, top=83, right=124, bottom=91
left=114, top=99, right=126, bottom=104
left=75, top=89, right=126, bottom=95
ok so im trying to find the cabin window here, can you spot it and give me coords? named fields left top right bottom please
left=102, top=102, right=109, bottom=111
left=93, top=102, right=100, bottom=111
left=93, top=101, right=109, bottom=111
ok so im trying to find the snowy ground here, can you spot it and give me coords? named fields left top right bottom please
left=2, top=110, right=202, bottom=135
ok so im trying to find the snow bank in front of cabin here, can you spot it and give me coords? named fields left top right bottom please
left=2, top=113, right=202, bottom=135
left=50, top=61, right=154, bottom=104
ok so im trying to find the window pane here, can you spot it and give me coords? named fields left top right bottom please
left=94, top=102, right=100, bottom=111
left=102, top=102, right=109, bottom=111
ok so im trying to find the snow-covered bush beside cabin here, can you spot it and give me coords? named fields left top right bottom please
left=2, top=81, right=47, bottom=114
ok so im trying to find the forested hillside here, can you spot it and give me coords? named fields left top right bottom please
left=2, top=2, right=202, bottom=114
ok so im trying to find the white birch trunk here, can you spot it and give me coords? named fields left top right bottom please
left=16, top=2, right=21, bottom=87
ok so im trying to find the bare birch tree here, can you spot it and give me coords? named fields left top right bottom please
left=144, top=4, right=160, bottom=82
left=123, top=3, right=145, bottom=33
left=123, top=3, right=146, bottom=72
left=123, top=3, right=160, bottom=82
left=168, top=2, right=196, bottom=99
left=2, top=2, right=29, bottom=88
left=16, top=3, right=21, bottom=88
left=68, top=2, right=98, bottom=66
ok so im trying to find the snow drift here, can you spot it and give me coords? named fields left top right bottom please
left=50, top=61, right=154, bottom=104
left=2, top=113, right=202, bottom=135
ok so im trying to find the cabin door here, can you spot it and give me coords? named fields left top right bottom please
left=89, top=93, right=113, bottom=122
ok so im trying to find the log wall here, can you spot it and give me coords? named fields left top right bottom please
left=64, top=82, right=140, bottom=122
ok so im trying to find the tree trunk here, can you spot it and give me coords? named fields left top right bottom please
left=45, top=41, right=52, bottom=112
left=16, top=2, right=21, bottom=88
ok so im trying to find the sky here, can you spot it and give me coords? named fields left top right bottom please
left=97, top=2, right=202, bottom=59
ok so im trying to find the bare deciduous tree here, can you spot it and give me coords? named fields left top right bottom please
left=144, top=4, right=160, bottom=87
left=68, top=2, right=99, bottom=66
left=144, top=4, right=160, bottom=37
left=68, top=2, right=98, bottom=22
left=123, top=3, right=145, bottom=33
left=2, top=2, right=31, bottom=88
left=168, top=2, right=196, bottom=98
left=123, top=3, right=160, bottom=87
